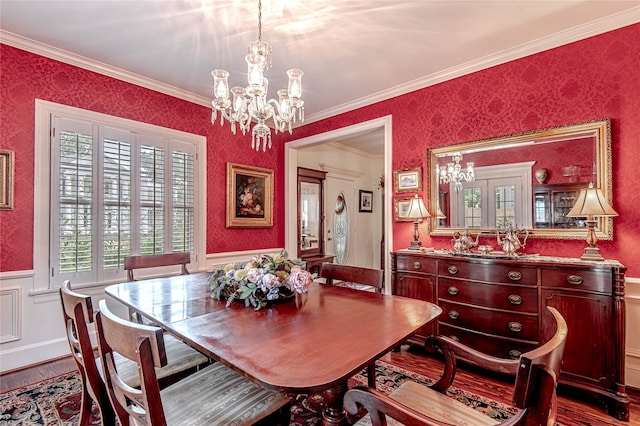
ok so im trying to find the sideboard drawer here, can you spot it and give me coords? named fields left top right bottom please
left=395, top=255, right=437, bottom=274
left=541, top=268, right=612, bottom=294
left=438, top=323, right=538, bottom=359
left=439, top=300, right=538, bottom=340
left=438, top=278, right=537, bottom=313
left=437, top=260, right=537, bottom=285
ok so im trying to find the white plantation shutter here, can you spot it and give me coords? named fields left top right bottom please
left=50, top=116, right=198, bottom=287
left=102, top=128, right=133, bottom=270
left=172, top=147, right=195, bottom=253
left=55, top=119, right=96, bottom=278
left=139, top=143, right=166, bottom=255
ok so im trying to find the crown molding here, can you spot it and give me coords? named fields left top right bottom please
left=2, top=6, right=638, bottom=123
left=304, top=7, right=640, bottom=124
left=0, top=30, right=211, bottom=108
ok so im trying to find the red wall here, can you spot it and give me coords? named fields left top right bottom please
left=0, top=44, right=286, bottom=272
left=2, top=24, right=639, bottom=276
left=283, top=24, right=640, bottom=275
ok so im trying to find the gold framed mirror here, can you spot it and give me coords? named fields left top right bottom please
left=428, top=119, right=612, bottom=240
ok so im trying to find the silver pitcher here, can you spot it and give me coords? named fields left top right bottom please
left=452, top=229, right=480, bottom=253
left=496, top=227, right=529, bottom=256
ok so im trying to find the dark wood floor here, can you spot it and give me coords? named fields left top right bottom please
left=2, top=348, right=639, bottom=425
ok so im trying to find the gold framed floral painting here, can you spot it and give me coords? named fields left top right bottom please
left=226, top=163, right=273, bottom=228
left=393, top=167, right=422, bottom=193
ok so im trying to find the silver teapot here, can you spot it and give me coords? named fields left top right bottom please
left=496, top=227, right=529, bottom=257
left=452, top=229, right=480, bottom=253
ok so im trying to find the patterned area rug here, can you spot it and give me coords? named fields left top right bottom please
left=0, top=361, right=518, bottom=425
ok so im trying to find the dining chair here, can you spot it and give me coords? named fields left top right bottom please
left=124, top=252, right=191, bottom=281
left=344, top=306, right=568, bottom=426
left=319, top=262, right=384, bottom=388
left=124, top=252, right=190, bottom=323
left=319, top=263, right=384, bottom=293
left=59, top=280, right=210, bottom=426
left=94, top=299, right=291, bottom=426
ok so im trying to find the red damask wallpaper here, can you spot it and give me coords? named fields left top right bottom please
left=283, top=23, right=640, bottom=275
left=1, top=23, right=639, bottom=275
left=0, top=44, right=286, bottom=272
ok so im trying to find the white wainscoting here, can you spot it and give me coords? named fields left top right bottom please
left=2, top=258, right=640, bottom=384
left=626, top=276, right=640, bottom=390
left=0, top=248, right=283, bottom=373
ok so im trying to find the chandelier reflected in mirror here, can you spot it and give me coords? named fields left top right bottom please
left=437, top=152, right=475, bottom=192
left=211, top=0, right=304, bottom=151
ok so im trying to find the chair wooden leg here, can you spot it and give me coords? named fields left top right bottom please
left=367, top=362, right=376, bottom=388
left=78, top=380, right=93, bottom=426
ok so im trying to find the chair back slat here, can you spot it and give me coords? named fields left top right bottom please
left=124, top=252, right=190, bottom=281
left=512, top=306, right=568, bottom=421
left=59, top=280, right=116, bottom=425
left=95, top=299, right=168, bottom=426
left=319, top=263, right=384, bottom=293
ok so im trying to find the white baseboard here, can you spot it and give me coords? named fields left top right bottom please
left=0, top=338, right=70, bottom=373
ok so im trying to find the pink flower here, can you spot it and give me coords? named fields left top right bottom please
left=261, top=273, right=279, bottom=289
left=287, top=265, right=313, bottom=294
left=247, top=267, right=263, bottom=283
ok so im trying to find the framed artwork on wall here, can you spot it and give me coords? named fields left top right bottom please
left=394, top=167, right=422, bottom=193
left=226, top=162, right=273, bottom=228
left=0, top=149, right=14, bottom=210
left=394, top=198, right=413, bottom=221
left=359, top=190, right=373, bottom=213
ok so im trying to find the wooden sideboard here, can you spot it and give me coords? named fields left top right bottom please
left=392, top=250, right=629, bottom=421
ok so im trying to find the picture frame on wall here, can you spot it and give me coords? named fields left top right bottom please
left=394, top=167, right=422, bottom=193
left=394, top=198, right=413, bottom=221
left=359, top=190, right=373, bottom=213
left=0, top=149, right=14, bottom=210
left=226, top=162, right=273, bottom=228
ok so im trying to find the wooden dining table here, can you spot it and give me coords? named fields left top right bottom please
left=105, top=272, right=442, bottom=425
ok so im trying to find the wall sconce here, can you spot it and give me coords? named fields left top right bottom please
left=406, top=194, right=430, bottom=250
left=566, top=182, right=617, bottom=261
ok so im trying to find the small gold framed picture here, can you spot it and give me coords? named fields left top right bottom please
left=394, top=167, right=422, bottom=193
left=0, top=149, right=15, bottom=210
left=394, top=198, right=413, bottom=222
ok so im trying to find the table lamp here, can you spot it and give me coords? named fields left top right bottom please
left=406, top=194, right=430, bottom=250
left=566, top=182, right=617, bottom=261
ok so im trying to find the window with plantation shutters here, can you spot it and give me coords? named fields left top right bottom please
left=49, top=116, right=198, bottom=287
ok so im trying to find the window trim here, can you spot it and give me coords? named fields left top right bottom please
left=34, top=99, right=206, bottom=290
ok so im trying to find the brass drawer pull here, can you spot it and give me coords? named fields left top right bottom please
left=507, top=271, right=522, bottom=281
left=508, top=322, right=523, bottom=332
left=566, top=275, right=584, bottom=286
left=448, top=310, right=460, bottom=320
left=448, top=286, right=459, bottom=296
left=447, top=265, right=459, bottom=275
left=411, top=261, right=422, bottom=270
left=508, top=349, right=522, bottom=359
left=508, top=294, right=522, bottom=305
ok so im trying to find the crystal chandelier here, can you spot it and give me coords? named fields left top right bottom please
left=211, top=0, right=304, bottom=151
left=438, top=152, right=475, bottom=192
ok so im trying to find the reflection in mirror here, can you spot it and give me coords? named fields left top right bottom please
left=300, top=182, right=320, bottom=251
left=428, top=119, right=612, bottom=240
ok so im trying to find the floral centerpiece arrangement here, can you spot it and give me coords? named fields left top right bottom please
left=209, top=250, right=313, bottom=310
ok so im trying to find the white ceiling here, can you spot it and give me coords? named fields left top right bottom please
left=1, top=1, right=639, bottom=154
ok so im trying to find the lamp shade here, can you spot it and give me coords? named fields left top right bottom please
left=406, top=194, right=430, bottom=220
left=566, top=182, right=617, bottom=218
